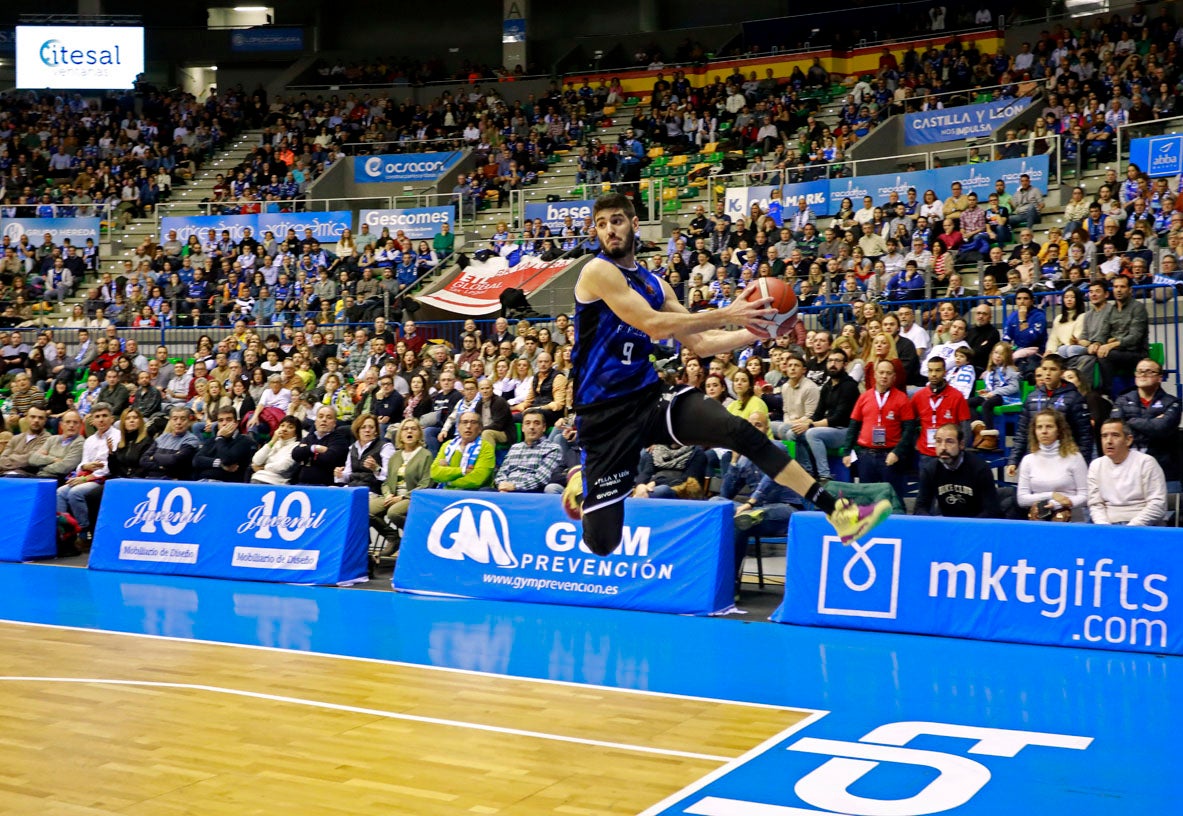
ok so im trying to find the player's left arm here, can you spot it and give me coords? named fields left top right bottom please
left=661, top=279, right=760, bottom=357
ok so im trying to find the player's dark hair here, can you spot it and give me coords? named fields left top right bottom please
left=593, top=193, right=636, bottom=220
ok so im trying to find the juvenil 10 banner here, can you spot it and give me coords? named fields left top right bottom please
left=89, top=480, right=370, bottom=585
left=773, top=513, right=1182, bottom=656
left=394, top=491, right=735, bottom=614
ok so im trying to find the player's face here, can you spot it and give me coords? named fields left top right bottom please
left=594, top=209, right=636, bottom=260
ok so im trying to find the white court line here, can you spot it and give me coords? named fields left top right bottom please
left=635, top=711, right=830, bottom=816
left=0, top=676, right=733, bottom=764
left=0, top=617, right=817, bottom=714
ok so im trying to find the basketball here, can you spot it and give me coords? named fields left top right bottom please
left=743, top=277, right=799, bottom=336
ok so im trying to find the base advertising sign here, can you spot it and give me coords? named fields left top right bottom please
left=359, top=206, right=453, bottom=240
left=1129, top=134, right=1183, bottom=179
left=0, top=479, right=58, bottom=561
left=523, top=200, right=595, bottom=231
left=354, top=152, right=463, bottom=183
left=772, top=513, right=1182, bottom=655
left=394, top=491, right=734, bottom=614
left=89, top=480, right=370, bottom=585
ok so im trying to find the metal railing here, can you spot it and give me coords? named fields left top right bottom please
left=17, top=284, right=1178, bottom=399
left=287, top=72, right=552, bottom=93
left=153, top=193, right=474, bottom=243
left=931, top=133, right=1062, bottom=182
left=889, top=79, right=1038, bottom=117
left=340, top=136, right=469, bottom=156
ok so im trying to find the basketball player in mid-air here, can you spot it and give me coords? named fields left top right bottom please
left=562, top=193, right=891, bottom=557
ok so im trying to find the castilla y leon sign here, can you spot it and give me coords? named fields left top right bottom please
left=905, top=97, right=1032, bottom=145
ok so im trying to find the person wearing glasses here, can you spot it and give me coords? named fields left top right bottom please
left=429, top=411, right=495, bottom=490
left=1110, top=358, right=1181, bottom=489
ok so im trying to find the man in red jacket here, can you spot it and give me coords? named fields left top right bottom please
left=843, top=360, right=918, bottom=499
left=911, top=356, right=971, bottom=473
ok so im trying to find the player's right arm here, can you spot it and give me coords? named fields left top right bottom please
left=574, top=258, right=773, bottom=341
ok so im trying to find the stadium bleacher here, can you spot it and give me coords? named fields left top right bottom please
left=0, top=0, right=1181, bottom=571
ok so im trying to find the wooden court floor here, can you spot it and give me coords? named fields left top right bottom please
left=0, top=622, right=811, bottom=815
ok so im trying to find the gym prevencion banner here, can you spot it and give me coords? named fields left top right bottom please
left=88, top=480, right=370, bottom=585
left=393, top=491, right=734, bottom=614
left=772, top=513, right=1182, bottom=656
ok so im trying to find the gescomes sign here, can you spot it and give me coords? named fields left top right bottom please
left=88, top=480, right=370, bottom=585
left=16, top=26, right=144, bottom=90
left=772, top=514, right=1181, bottom=655
left=904, top=97, right=1032, bottom=146
left=359, top=207, right=453, bottom=240
left=354, top=152, right=463, bottom=183
left=394, top=491, right=734, bottom=614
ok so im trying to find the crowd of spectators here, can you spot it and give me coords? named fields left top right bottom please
left=1, top=6, right=1181, bottom=576
left=303, top=56, right=542, bottom=88
left=0, top=87, right=252, bottom=224
left=0, top=217, right=460, bottom=330
left=0, top=314, right=592, bottom=558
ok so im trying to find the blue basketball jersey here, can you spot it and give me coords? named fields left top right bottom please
left=573, top=254, right=664, bottom=409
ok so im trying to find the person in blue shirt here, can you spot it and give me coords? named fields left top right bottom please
left=886, top=260, right=926, bottom=301
left=561, top=192, right=891, bottom=558
left=1003, top=287, right=1047, bottom=372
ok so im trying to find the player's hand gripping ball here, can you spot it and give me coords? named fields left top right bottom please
left=742, top=277, right=798, bottom=339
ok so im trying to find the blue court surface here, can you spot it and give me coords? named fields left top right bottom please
left=1, top=561, right=1176, bottom=815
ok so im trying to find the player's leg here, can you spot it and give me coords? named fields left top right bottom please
left=666, top=389, right=891, bottom=544
left=561, top=401, right=645, bottom=556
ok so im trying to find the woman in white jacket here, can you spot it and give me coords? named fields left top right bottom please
left=1017, top=409, right=1089, bottom=522
left=249, top=415, right=301, bottom=485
